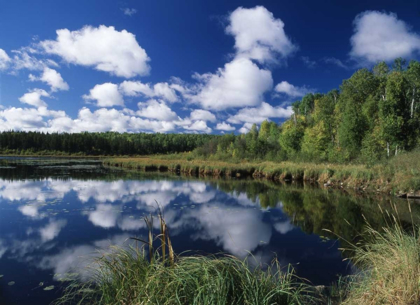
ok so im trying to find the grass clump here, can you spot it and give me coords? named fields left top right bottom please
left=56, top=213, right=316, bottom=305
left=329, top=204, right=420, bottom=305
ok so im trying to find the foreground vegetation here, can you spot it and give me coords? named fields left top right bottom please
left=338, top=220, right=420, bottom=305
left=56, top=208, right=420, bottom=305
left=56, top=213, right=316, bottom=305
left=103, top=147, right=420, bottom=194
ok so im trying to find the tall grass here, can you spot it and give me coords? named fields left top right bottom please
left=55, top=201, right=420, bottom=304
left=325, top=203, right=420, bottom=305
left=55, top=213, right=316, bottom=305
left=104, top=149, right=420, bottom=194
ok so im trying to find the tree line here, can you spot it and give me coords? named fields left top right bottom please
left=195, top=58, right=420, bottom=163
left=0, top=131, right=217, bottom=155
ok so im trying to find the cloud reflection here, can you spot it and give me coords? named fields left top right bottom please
left=0, top=177, right=299, bottom=281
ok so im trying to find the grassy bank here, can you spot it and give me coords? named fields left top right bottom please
left=332, top=214, right=420, bottom=305
left=56, top=211, right=420, bottom=304
left=103, top=149, right=420, bottom=195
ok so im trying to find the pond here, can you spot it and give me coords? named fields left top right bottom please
left=0, top=157, right=417, bottom=304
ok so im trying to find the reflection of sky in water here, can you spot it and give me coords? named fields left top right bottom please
left=0, top=177, right=350, bottom=304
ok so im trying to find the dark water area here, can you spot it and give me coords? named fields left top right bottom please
left=0, top=157, right=418, bottom=305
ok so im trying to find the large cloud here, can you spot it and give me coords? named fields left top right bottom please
left=227, top=6, right=297, bottom=63
left=0, top=106, right=65, bottom=131
left=1, top=6, right=300, bottom=134
left=189, top=6, right=296, bottom=111
left=50, top=107, right=152, bottom=133
left=0, top=103, right=217, bottom=134
left=193, top=58, right=273, bottom=110
left=40, top=25, right=150, bottom=78
left=350, top=11, right=420, bottom=63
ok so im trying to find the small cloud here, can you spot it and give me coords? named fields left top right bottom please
left=29, top=67, right=69, bottom=92
left=121, top=8, right=137, bottom=16
left=19, top=89, right=50, bottom=108
left=300, top=56, right=316, bottom=68
left=274, top=81, right=314, bottom=98
left=216, top=122, right=235, bottom=131
left=323, top=57, right=350, bottom=70
left=83, top=83, right=124, bottom=107
left=0, top=49, right=11, bottom=71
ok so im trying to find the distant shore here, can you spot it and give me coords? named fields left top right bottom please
left=103, top=154, right=420, bottom=197
left=2, top=152, right=418, bottom=196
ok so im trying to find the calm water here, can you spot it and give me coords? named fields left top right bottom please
left=0, top=158, right=417, bottom=304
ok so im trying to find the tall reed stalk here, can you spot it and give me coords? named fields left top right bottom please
left=55, top=211, right=315, bottom=305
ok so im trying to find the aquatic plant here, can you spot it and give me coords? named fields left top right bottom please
left=55, top=211, right=316, bottom=305
left=326, top=203, right=420, bottom=305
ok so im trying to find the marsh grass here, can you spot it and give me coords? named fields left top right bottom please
left=325, top=202, right=420, bottom=305
left=55, top=211, right=317, bottom=305
left=104, top=149, right=420, bottom=193
left=54, top=198, right=420, bottom=305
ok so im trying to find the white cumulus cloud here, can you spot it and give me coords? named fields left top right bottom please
left=29, top=67, right=69, bottom=92
left=274, top=81, right=312, bottom=98
left=83, top=83, right=124, bottom=107
left=183, top=120, right=212, bottom=133
left=19, top=89, right=50, bottom=108
left=41, top=25, right=150, bottom=78
left=193, top=58, right=273, bottom=110
left=190, top=109, right=216, bottom=122
left=119, top=81, right=178, bottom=103
left=226, top=6, right=297, bottom=63
left=350, top=11, right=420, bottom=63
left=216, top=122, right=235, bottom=131
left=137, top=99, right=178, bottom=121
left=227, top=102, right=293, bottom=125
left=0, top=106, right=65, bottom=131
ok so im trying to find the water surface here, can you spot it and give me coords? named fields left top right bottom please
left=0, top=158, right=417, bottom=304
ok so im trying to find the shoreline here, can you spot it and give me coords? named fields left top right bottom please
left=103, top=156, right=420, bottom=198
left=2, top=153, right=419, bottom=197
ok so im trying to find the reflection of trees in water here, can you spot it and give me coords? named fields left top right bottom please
left=2, top=158, right=418, bottom=247
left=214, top=179, right=420, bottom=245
left=0, top=158, right=166, bottom=181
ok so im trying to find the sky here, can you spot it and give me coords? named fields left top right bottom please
left=1, top=0, right=420, bottom=134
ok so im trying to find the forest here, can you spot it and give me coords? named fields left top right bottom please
left=195, top=58, right=420, bottom=164
left=0, top=132, right=216, bottom=155
left=1, top=58, right=419, bottom=164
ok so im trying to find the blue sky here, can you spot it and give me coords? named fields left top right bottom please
left=1, top=0, right=420, bottom=134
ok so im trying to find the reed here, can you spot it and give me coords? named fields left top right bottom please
left=55, top=211, right=316, bottom=305
left=325, top=203, right=420, bottom=305
left=55, top=201, right=420, bottom=304
left=104, top=148, right=420, bottom=194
